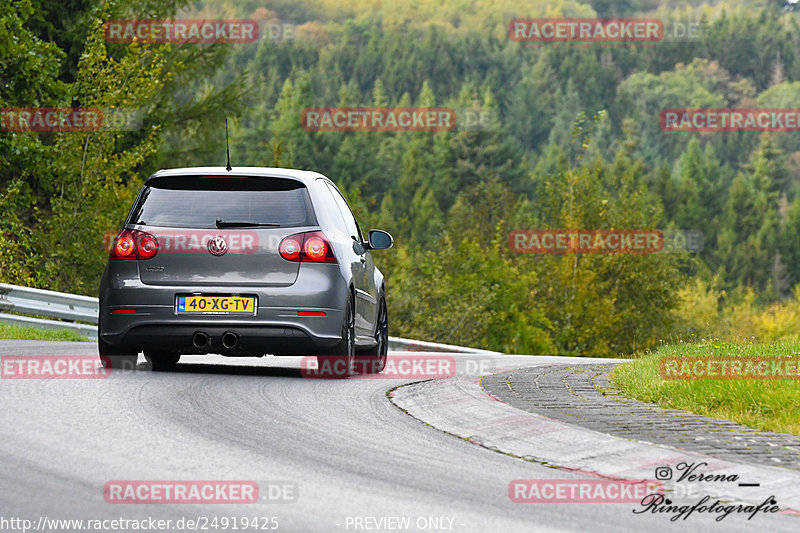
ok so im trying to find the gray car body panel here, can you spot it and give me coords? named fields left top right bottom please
left=98, top=166, right=386, bottom=356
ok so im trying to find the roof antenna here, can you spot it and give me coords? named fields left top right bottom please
left=225, top=118, right=232, bottom=171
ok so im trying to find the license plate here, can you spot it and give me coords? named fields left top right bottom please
left=176, top=295, right=256, bottom=314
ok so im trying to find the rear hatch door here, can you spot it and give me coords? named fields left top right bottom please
left=129, top=175, right=317, bottom=287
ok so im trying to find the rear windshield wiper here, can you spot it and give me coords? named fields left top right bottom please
left=215, top=219, right=281, bottom=228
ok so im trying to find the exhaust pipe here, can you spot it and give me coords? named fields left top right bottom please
left=192, top=331, right=210, bottom=349
left=221, top=331, right=239, bottom=349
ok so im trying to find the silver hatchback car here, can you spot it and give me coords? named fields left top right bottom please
left=98, top=167, right=393, bottom=375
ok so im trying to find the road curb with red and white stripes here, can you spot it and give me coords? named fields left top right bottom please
left=389, top=364, right=800, bottom=513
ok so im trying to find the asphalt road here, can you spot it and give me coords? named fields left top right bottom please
left=0, top=340, right=796, bottom=533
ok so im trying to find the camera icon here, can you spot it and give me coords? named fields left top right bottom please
left=655, top=466, right=673, bottom=480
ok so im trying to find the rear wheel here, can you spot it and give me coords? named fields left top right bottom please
left=145, top=352, right=181, bottom=372
left=354, top=294, right=388, bottom=374
left=98, top=338, right=139, bottom=370
left=316, top=295, right=355, bottom=378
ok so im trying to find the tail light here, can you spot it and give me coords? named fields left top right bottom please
left=109, top=229, right=158, bottom=260
left=279, top=231, right=336, bottom=264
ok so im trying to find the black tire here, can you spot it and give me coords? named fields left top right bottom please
left=316, top=295, right=355, bottom=378
left=354, top=294, right=388, bottom=374
left=145, top=352, right=181, bottom=372
left=98, top=338, right=139, bottom=370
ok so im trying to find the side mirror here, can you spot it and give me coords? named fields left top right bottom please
left=367, top=230, right=393, bottom=250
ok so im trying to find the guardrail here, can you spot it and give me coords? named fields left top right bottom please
left=0, top=284, right=99, bottom=339
left=387, top=337, right=502, bottom=355
left=0, top=283, right=500, bottom=354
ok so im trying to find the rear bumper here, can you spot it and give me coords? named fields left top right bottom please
left=108, top=324, right=338, bottom=355
left=98, top=262, right=347, bottom=355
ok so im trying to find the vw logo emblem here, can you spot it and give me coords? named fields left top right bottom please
left=208, top=236, right=228, bottom=256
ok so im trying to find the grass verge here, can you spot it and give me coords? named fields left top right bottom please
left=610, top=339, right=800, bottom=436
left=0, top=321, right=93, bottom=342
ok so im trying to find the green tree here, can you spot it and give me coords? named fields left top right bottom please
left=390, top=179, right=553, bottom=354
left=0, top=2, right=172, bottom=292
left=530, top=124, right=683, bottom=355
left=715, top=136, right=786, bottom=297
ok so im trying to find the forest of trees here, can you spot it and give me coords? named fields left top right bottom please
left=3, top=0, right=800, bottom=355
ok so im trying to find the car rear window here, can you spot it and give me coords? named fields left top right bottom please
left=128, top=176, right=317, bottom=228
